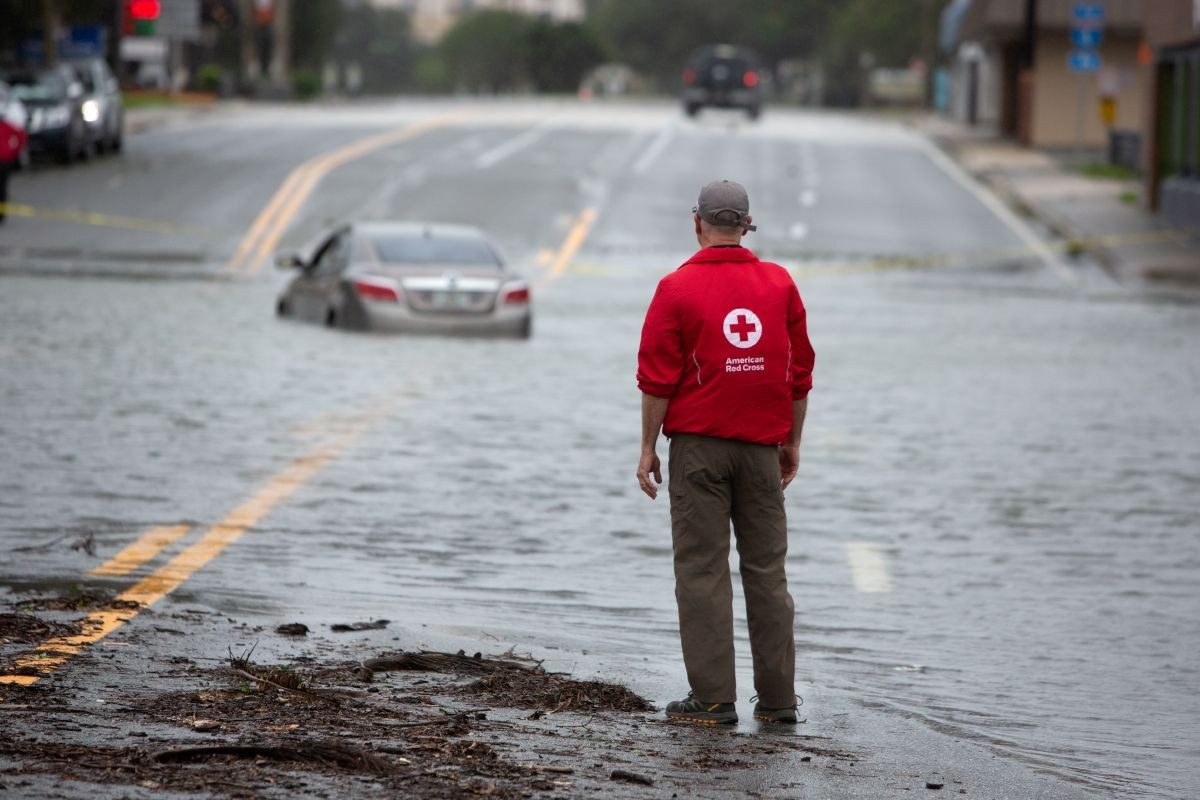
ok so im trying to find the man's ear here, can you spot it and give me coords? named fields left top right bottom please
left=694, top=213, right=703, bottom=236
left=742, top=214, right=753, bottom=234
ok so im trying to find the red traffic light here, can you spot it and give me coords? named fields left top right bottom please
left=129, top=0, right=161, bottom=20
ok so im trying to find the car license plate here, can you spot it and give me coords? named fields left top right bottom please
left=431, top=291, right=466, bottom=309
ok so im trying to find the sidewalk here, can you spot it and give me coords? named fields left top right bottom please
left=913, top=115, right=1200, bottom=287
left=123, top=99, right=232, bottom=135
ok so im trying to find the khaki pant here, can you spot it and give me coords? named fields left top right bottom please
left=668, top=434, right=795, bottom=707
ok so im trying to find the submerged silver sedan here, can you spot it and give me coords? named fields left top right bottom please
left=275, top=222, right=532, bottom=338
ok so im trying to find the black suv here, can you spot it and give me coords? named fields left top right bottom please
left=681, top=44, right=763, bottom=120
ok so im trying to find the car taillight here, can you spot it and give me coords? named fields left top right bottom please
left=743, top=70, right=759, bottom=88
left=353, top=278, right=400, bottom=302
left=682, top=68, right=696, bottom=85
left=502, top=285, right=530, bottom=304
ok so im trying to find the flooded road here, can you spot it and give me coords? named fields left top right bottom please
left=2, top=100, right=1198, bottom=798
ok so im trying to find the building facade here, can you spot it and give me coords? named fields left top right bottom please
left=1142, top=0, right=1200, bottom=230
left=942, top=0, right=1150, bottom=149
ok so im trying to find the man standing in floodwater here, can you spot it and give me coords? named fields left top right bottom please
left=636, top=180, right=815, bottom=725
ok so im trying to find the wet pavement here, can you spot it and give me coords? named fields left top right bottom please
left=1, top=99, right=1198, bottom=798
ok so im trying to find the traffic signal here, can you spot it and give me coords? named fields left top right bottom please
left=127, top=0, right=161, bottom=36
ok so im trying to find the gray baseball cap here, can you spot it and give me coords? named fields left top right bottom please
left=693, top=180, right=757, bottom=232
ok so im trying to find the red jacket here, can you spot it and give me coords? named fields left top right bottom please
left=637, top=246, right=814, bottom=446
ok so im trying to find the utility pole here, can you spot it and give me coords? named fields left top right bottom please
left=268, top=0, right=289, bottom=91
left=42, top=0, right=60, bottom=65
left=1023, top=0, right=1038, bottom=70
left=920, top=0, right=937, bottom=108
left=1018, top=0, right=1038, bottom=144
left=239, top=0, right=260, bottom=86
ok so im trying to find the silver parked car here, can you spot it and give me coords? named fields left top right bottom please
left=275, top=222, right=532, bottom=338
left=68, top=58, right=123, bottom=154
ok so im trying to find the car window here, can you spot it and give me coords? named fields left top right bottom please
left=73, top=65, right=96, bottom=92
left=7, top=72, right=66, bottom=101
left=368, top=233, right=500, bottom=266
left=311, top=232, right=352, bottom=276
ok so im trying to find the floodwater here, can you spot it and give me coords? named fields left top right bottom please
left=1, top=104, right=1198, bottom=798
left=3, top=260, right=1197, bottom=797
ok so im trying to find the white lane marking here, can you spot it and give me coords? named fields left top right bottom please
left=799, top=189, right=818, bottom=207
left=475, top=122, right=556, bottom=169
left=918, top=137, right=1075, bottom=284
left=633, top=121, right=678, bottom=174
left=800, top=142, right=821, bottom=187
left=846, top=542, right=892, bottom=593
left=789, top=222, right=809, bottom=240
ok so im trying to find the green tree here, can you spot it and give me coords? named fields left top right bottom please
left=439, top=10, right=532, bottom=93
left=525, top=20, right=607, bottom=93
left=333, top=5, right=419, bottom=93
left=587, top=0, right=830, bottom=88
left=821, top=0, right=929, bottom=106
left=290, top=0, right=344, bottom=71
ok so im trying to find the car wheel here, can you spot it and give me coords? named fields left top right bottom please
left=685, top=104, right=700, bottom=118
left=325, top=308, right=338, bottom=328
left=57, top=138, right=75, bottom=165
left=276, top=299, right=290, bottom=317
left=110, top=130, right=123, bottom=153
left=519, top=316, right=532, bottom=339
left=747, top=106, right=762, bottom=121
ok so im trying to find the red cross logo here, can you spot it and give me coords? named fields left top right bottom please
left=722, top=308, right=762, bottom=349
left=729, top=314, right=757, bottom=342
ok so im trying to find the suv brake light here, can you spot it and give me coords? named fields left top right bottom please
left=743, top=70, right=759, bottom=88
left=682, top=68, right=697, bottom=85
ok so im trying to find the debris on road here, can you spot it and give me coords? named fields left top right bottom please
left=611, top=768, right=654, bottom=785
left=330, top=619, right=389, bottom=632
left=0, top=613, right=80, bottom=644
left=274, top=623, right=309, bottom=636
left=154, top=742, right=392, bottom=774
left=1, top=598, right=852, bottom=797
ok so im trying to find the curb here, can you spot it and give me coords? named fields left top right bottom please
left=124, top=104, right=222, bottom=136
left=922, top=129, right=1198, bottom=286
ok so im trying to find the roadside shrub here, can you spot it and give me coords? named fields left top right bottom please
left=292, top=69, right=322, bottom=100
left=196, top=64, right=223, bottom=94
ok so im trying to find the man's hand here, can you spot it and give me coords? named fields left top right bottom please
left=637, top=449, right=663, bottom=499
left=779, top=444, right=800, bottom=491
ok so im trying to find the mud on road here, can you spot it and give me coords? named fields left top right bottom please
left=1, top=591, right=856, bottom=799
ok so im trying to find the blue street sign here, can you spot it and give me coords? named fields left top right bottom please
left=18, top=25, right=106, bottom=64
left=1073, top=4, right=1105, bottom=25
left=1068, top=50, right=1102, bottom=72
left=1070, top=27, right=1103, bottom=48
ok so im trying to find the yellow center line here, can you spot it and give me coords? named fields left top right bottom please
left=225, top=112, right=476, bottom=277
left=0, top=406, right=392, bottom=687
left=223, top=166, right=315, bottom=274
left=0, top=202, right=204, bottom=236
left=88, top=524, right=192, bottom=578
left=538, top=207, right=599, bottom=287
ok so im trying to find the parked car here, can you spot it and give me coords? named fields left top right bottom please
left=2, top=65, right=91, bottom=163
left=276, top=222, right=532, bottom=339
left=681, top=44, right=764, bottom=120
left=68, top=58, right=123, bottom=154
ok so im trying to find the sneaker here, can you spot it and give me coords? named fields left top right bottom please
left=665, top=692, right=738, bottom=725
left=752, top=694, right=802, bottom=723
